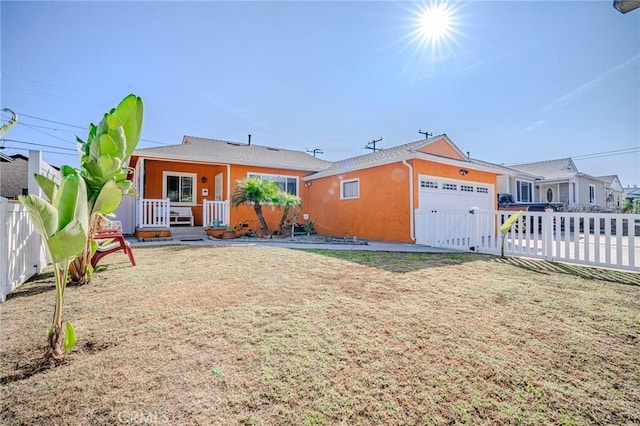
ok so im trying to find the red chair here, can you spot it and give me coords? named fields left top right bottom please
left=91, top=229, right=136, bottom=269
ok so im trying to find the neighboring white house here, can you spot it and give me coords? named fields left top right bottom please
left=502, top=158, right=623, bottom=211
left=624, top=185, right=640, bottom=202
left=469, top=158, right=542, bottom=201
left=597, top=175, right=625, bottom=211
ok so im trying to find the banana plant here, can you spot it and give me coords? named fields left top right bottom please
left=19, top=170, right=88, bottom=362
left=500, top=211, right=523, bottom=258
left=68, top=94, right=143, bottom=285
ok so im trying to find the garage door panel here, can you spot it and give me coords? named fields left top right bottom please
left=419, top=175, right=494, bottom=212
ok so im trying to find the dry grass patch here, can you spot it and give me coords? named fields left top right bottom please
left=1, top=246, right=638, bottom=425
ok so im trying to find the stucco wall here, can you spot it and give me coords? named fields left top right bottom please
left=304, top=159, right=499, bottom=243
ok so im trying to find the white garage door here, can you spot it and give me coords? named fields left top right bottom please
left=418, top=175, right=494, bottom=212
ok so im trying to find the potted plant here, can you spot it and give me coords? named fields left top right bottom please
left=300, top=214, right=315, bottom=236
left=221, top=225, right=236, bottom=239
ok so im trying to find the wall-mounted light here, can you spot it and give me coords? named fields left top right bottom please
left=459, top=169, right=469, bottom=176
left=201, top=176, right=207, bottom=183
left=304, top=181, right=312, bottom=187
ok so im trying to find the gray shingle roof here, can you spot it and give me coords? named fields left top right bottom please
left=469, top=158, right=541, bottom=179
left=134, top=136, right=331, bottom=172
left=318, top=138, right=433, bottom=174
left=597, top=175, right=618, bottom=184
left=509, top=158, right=578, bottom=180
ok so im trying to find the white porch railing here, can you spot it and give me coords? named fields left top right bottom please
left=138, top=198, right=170, bottom=228
left=416, top=208, right=640, bottom=272
left=0, top=198, right=47, bottom=302
left=203, top=200, right=230, bottom=227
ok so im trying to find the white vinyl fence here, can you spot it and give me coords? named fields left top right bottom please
left=0, top=198, right=47, bottom=301
left=416, top=208, right=640, bottom=272
left=138, top=198, right=170, bottom=228
left=203, top=200, right=229, bottom=227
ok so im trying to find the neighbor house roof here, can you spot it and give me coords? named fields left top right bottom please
left=469, top=158, right=541, bottom=180
left=133, top=136, right=331, bottom=172
left=509, top=158, right=580, bottom=180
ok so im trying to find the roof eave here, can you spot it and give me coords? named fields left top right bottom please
left=304, top=151, right=503, bottom=181
left=132, top=152, right=329, bottom=172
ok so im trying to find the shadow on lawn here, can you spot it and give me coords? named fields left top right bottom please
left=494, top=257, right=640, bottom=286
left=300, top=249, right=487, bottom=273
left=5, top=273, right=56, bottom=301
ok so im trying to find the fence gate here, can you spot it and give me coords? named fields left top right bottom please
left=415, top=209, right=479, bottom=251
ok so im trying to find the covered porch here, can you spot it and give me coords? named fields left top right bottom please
left=137, top=198, right=230, bottom=229
left=130, top=156, right=233, bottom=237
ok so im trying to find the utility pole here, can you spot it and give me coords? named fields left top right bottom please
left=306, top=148, right=323, bottom=157
left=418, top=129, right=432, bottom=139
left=364, top=137, right=382, bottom=152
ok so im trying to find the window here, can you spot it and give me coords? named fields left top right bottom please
left=341, top=178, right=360, bottom=200
left=476, top=187, right=489, bottom=194
left=460, top=185, right=474, bottom=192
left=163, top=172, right=196, bottom=204
left=248, top=173, right=298, bottom=196
left=421, top=180, right=438, bottom=189
left=442, top=183, right=457, bottom=191
left=589, top=185, right=596, bottom=204
left=516, top=180, right=533, bottom=203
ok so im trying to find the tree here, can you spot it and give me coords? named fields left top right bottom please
left=19, top=171, right=89, bottom=362
left=68, top=95, right=144, bottom=285
left=274, top=191, right=302, bottom=235
left=231, top=176, right=280, bottom=235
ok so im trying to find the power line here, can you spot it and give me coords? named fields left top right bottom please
left=1, top=138, right=77, bottom=152
left=10, top=112, right=86, bottom=130
left=506, top=146, right=640, bottom=165
left=6, top=111, right=173, bottom=146
left=2, top=146, right=78, bottom=156
left=572, top=146, right=640, bottom=160
left=18, top=122, right=77, bottom=144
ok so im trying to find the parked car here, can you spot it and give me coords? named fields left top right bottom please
left=498, top=193, right=564, bottom=233
left=497, top=193, right=564, bottom=212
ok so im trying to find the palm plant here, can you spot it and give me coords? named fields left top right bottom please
left=274, top=191, right=302, bottom=235
left=231, top=176, right=280, bottom=235
left=19, top=171, right=89, bottom=362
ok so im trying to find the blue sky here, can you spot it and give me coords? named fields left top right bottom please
left=2, top=1, right=639, bottom=186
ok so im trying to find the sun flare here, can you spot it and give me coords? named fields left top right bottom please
left=417, top=3, right=453, bottom=43
left=406, top=1, right=462, bottom=61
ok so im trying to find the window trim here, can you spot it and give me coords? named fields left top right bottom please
left=589, top=184, right=596, bottom=204
left=340, top=178, right=360, bottom=200
left=162, top=171, right=197, bottom=206
left=247, top=172, right=299, bottom=197
left=516, top=179, right=533, bottom=203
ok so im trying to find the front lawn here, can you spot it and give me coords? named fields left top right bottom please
left=1, top=246, right=638, bottom=425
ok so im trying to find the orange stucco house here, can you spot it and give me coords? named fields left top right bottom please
left=128, top=134, right=503, bottom=243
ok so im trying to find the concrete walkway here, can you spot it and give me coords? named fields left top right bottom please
left=126, top=228, right=456, bottom=253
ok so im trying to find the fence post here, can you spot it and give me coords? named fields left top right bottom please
left=543, top=208, right=553, bottom=261
left=0, top=198, right=6, bottom=301
left=469, top=207, right=480, bottom=251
